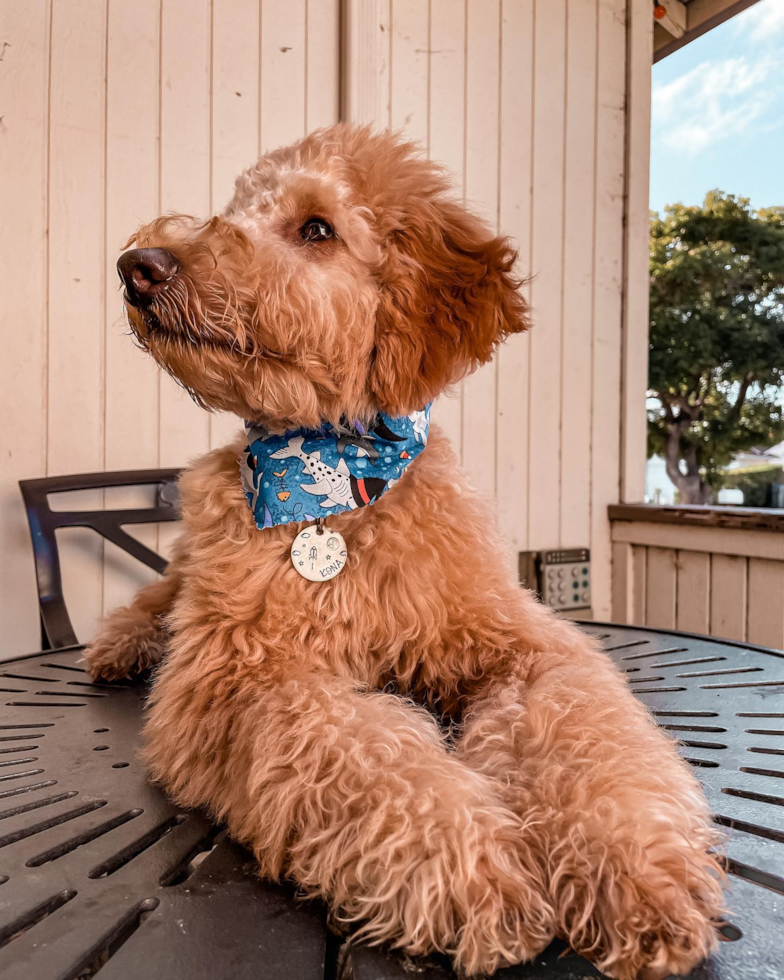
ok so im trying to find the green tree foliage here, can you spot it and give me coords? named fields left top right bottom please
left=648, top=192, right=784, bottom=503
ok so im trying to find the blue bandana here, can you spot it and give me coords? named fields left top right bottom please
left=241, top=407, right=431, bottom=529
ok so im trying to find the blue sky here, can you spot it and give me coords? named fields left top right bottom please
left=650, top=0, right=784, bottom=214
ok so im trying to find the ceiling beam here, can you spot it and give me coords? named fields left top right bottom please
left=654, top=0, right=762, bottom=62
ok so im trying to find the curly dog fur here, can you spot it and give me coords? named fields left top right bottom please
left=86, top=125, right=724, bottom=978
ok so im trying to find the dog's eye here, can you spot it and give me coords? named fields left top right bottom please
left=300, top=218, right=334, bottom=242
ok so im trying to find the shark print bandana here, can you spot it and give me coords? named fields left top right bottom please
left=240, top=406, right=431, bottom=530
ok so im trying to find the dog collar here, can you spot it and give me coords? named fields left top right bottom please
left=240, top=406, right=431, bottom=531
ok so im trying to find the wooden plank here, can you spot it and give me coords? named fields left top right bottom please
left=0, top=0, right=50, bottom=652
left=389, top=0, right=428, bottom=145
left=47, top=0, right=107, bottom=643
left=527, top=0, right=566, bottom=546
left=260, top=0, right=306, bottom=152
left=495, top=0, right=534, bottom=557
left=560, top=0, right=597, bottom=549
left=427, top=0, right=466, bottom=457
left=611, top=520, right=784, bottom=562
left=710, top=554, right=748, bottom=642
left=612, top=541, right=648, bottom=626
left=645, top=547, right=677, bottom=629
left=103, top=0, right=163, bottom=614
left=305, top=0, right=340, bottom=131
left=159, top=0, right=212, bottom=469
left=158, top=0, right=212, bottom=561
left=209, top=0, right=340, bottom=452
left=610, top=502, right=784, bottom=532
left=676, top=551, right=710, bottom=634
left=632, top=544, right=647, bottom=625
left=209, top=0, right=262, bottom=451
left=212, top=0, right=260, bottom=209
left=611, top=541, right=632, bottom=623
left=159, top=0, right=212, bottom=234
left=460, top=0, right=501, bottom=497
left=426, top=0, right=466, bottom=204
left=590, top=0, right=627, bottom=618
left=747, top=558, right=784, bottom=650
left=620, top=0, right=652, bottom=503
left=341, top=0, right=391, bottom=128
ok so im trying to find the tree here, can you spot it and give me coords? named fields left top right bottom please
left=648, top=191, right=784, bottom=504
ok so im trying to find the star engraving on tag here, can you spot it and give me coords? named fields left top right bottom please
left=291, top=525, right=347, bottom=582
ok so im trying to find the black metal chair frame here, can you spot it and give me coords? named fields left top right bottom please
left=18, top=469, right=182, bottom=651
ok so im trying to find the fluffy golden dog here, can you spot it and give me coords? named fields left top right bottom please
left=86, top=125, right=723, bottom=979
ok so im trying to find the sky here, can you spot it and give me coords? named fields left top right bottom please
left=650, top=0, right=784, bottom=215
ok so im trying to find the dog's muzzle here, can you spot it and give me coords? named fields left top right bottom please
left=117, top=248, right=180, bottom=309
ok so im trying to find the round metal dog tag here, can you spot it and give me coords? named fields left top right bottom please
left=290, top=524, right=348, bottom=582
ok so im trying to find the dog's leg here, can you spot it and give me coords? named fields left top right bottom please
left=142, top=663, right=555, bottom=975
left=83, top=563, right=181, bottom=680
left=457, top=624, right=724, bottom=980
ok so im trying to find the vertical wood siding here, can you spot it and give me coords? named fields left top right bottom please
left=0, top=0, right=340, bottom=650
left=342, top=0, right=647, bottom=600
left=0, top=2, right=51, bottom=653
left=612, top=523, right=784, bottom=649
left=0, top=0, right=650, bottom=653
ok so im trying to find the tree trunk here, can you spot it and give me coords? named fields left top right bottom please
left=663, top=426, right=710, bottom=504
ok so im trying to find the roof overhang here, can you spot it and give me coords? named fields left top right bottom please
left=654, top=0, right=762, bottom=62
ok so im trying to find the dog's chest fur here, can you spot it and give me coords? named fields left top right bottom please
left=162, top=425, right=521, bottom=709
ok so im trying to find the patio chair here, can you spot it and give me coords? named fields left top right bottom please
left=18, top=469, right=182, bottom=651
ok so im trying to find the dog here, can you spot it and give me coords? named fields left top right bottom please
left=85, top=125, right=723, bottom=979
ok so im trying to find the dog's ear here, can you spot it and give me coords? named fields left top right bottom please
left=369, top=198, right=529, bottom=415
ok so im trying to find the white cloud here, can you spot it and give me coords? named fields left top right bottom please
left=741, top=0, right=784, bottom=42
left=652, top=54, right=782, bottom=157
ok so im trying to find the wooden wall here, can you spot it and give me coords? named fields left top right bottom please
left=342, top=0, right=652, bottom=614
left=612, top=511, right=784, bottom=648
left=0, top=0, right=341, bottom=651
left=0, top=0, right=652, bottom=654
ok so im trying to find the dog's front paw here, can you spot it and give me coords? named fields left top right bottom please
left=552, top=831, right=724, bottom=980
left=450, top=821, right=555, bottom=976
left=83, top=614, right=167, bottom=681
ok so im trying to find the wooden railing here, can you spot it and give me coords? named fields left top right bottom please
left=609, top=504, right=784, bottom=648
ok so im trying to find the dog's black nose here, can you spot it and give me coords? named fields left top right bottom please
left=117, top=248, right=180, bottom=308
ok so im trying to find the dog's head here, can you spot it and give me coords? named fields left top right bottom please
left=119, top=125, right=528, bottom=429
